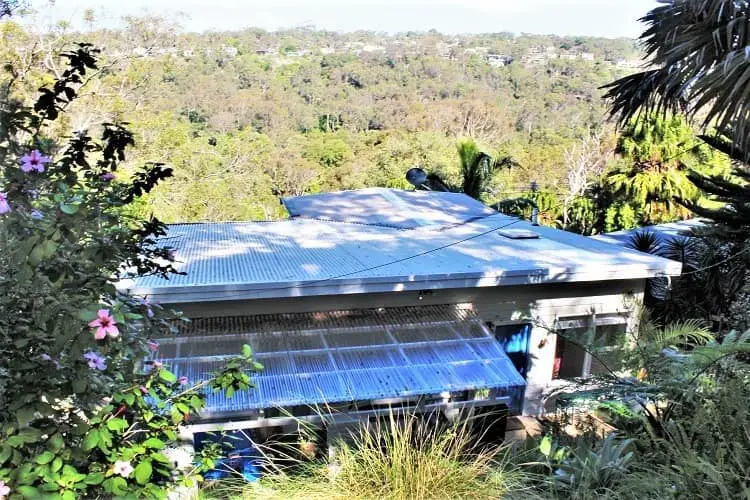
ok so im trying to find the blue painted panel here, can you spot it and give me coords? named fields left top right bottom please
left=495, top=324, right=531, bottom=377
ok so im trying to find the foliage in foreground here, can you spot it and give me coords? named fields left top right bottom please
left=200, top=319, right=750, bottom=500
left=204, top=413, right=535, bottom=500
left=0, top=45, right=256, bottom=498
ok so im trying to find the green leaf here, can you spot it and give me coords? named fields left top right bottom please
left=51, top=457, right=63, bottom=473
left=242, top=344, right=252, bottom=358
left=142, top=437, right=165, bottom=449
left=106, top=418, right=128, bottom=432
left=72, top=378, right=87, bottom=394
left=17, top=428, right=42, bottom=443
left=108, top=477, right=128, bottom=495
left=16, top=486, right=41, bottom=498
left=82, top=429, right=99, bottom=451
left=0, top=446, right=11, bottom=464
left=16, top=407, right=36, bottom=427
left=134, top=460, right=153, bottom=485
left=150, top=452, right=170, bottom=463
left=47, top=433, right=65, bottom=453
left=59, top=203, right=80, bottom=214
left=539, top=435, right=552, bottom=457
left=36, top=451, right=55, bottom=464
left=84, top=472, right=105, bottom=485
left=159, top=370, right=177, bottom=383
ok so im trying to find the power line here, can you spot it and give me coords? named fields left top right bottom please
left=676, top=246, right=750, bottom=277
left=162, top=216, right=524, bottom=300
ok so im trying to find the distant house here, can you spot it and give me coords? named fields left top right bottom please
left=223, top=46, right=238, bottom=58
left=580, top=52, right=595, bottom=61
left=487, top=54, right=513, bottom=67
left=123, top=188, right=679, bottom=443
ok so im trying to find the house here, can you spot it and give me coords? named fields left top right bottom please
left=122, top=188, right=680, bottom=445
left=487, top=54, right=513, bottom=67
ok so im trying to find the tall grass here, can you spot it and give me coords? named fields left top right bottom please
left=202, top=411, right=537, bottom=500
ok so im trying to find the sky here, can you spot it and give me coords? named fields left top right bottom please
left=31, top=0, right=659, bottom=38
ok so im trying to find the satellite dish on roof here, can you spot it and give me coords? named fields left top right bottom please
left=406, top=167, right=428, bottom=188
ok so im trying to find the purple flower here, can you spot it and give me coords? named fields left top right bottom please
left=20, top=150, right=51, bottom=173
left=178, top=376, right=189, bottom=385
left=138, top=297, right=155, bottom=319
left=83, top=351, right=107, bottom=371
left=139, top=385, right=149, bottom=394
left=40, top=353, right=51, bottom=361
left=100, top=172, right=115, bottom=182
left=0, top=192, right=10, bottom=214
left=31, top=209, right=43, bottom=219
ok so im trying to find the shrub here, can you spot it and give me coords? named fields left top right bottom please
left=0, top=44, right=256, bottom=498
left=204, top=412, right=535, bottom=500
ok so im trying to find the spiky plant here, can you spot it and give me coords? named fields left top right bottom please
left=603, top=1, right=750, bottom=161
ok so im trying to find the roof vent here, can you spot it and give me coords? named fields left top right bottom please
left=497, top=229, right=540, bottom=240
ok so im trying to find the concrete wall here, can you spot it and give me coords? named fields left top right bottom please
left=174, top=279, right=645, bottom=416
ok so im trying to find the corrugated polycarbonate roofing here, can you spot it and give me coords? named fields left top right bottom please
left=282, top=187, right=496, bottom=229
left=151, top=306, right=526, bottom=417
left=127, top=197, right=682, bottom=303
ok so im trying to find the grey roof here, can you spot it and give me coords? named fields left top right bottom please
left=591, top=219, right=706, bottom=248
left=124, top=190, right=682, bottom=303
left=151, top=305, right=525, bottom=417
left=282, top=187, right=496, bottom=229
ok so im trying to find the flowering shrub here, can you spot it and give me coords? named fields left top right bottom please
left=0, top=44, right=256, bottom=498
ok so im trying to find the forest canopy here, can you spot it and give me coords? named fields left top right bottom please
left=0, top=14, right=714, bottom=227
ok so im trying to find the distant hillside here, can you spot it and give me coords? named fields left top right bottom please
left=1, top=19, right=643, bottom=222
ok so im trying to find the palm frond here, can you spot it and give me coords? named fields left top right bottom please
left=603, top=0, right=750, bottom=161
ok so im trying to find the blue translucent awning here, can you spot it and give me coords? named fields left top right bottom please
left=152, top=305, right=525, bottom=418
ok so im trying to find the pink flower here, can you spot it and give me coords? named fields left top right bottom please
left=0, top=192, right=10, bottom=215
left=139, top=385, right=149, bottom=394
left=147, top=341, right=159, bottom=351
left=0, top=480, right=9, bottom=499
left=112, top=460, right=134, bottom=478
left=100, top=172, right=115, bottom=181
left=20, top=150, right=51, bottom=173
left=89, top=309, right=119, bottom=339
left=178, top=376, right=189, bottom=385
left=83, top=351, right=107, bottom=371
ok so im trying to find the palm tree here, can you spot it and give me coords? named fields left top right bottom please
left=410, top=138, right=515, bottom=201
left=603, top=1, right=750, bottom=160
left=604, top=1, right=750, bottom=320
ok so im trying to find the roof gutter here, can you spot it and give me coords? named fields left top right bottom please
left=121, top=261, right=682, bottom=304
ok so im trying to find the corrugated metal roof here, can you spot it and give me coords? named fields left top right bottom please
left=282, top=187, right=496, bottom=229
left=591, top=219, right=705, bottom=248
left=151, top=305, right=525, bottom=417
left=125, top=201, right=682, bottom=303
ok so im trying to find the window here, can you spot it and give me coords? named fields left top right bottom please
left=553, top=317, right=628, bottom=379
